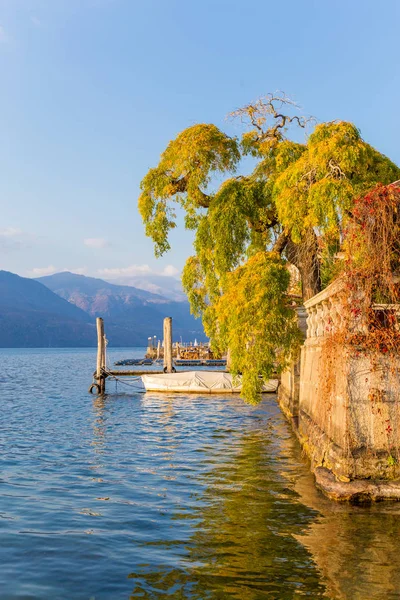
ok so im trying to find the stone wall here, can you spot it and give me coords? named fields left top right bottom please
left=278, top=280, right=400, bottom=501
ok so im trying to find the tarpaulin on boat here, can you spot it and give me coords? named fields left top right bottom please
left=141, top=371, right=279, bottom=393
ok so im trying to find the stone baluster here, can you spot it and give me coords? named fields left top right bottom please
left=329, top=299, right=341, bottom=333
left=306, top=308, right=313, bottom=338
left=322, top=300, right=330, bottom=335
left=316, top=304, right=325, bottom=337
left=309, top=307, right=318, bottom=338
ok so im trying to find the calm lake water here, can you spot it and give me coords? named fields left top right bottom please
left=1, top=348, right=400, bottom=599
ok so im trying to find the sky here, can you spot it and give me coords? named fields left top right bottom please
left=0, top=0, right=399, bottom=284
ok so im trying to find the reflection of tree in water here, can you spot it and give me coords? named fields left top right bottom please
left=128, top=426, right=326, bottom=599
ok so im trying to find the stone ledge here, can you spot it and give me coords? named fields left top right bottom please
left=314, top=467, right=400, bottom=503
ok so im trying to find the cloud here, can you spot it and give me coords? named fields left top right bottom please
left=162, top=265, right=180, bottom=277
left=0, top=227, right=23, bottom=238
left=29, top=265, right=58, bottom=277
left=98, top=263, right=181, bottom=279
left=0, top=228, right=34, bottom=251
left=29, top=266, right=87, bottom=277
left=69, top=267, right=87, bottom=275
left=98, top=264, right=152, bottom=278
left=84, top=238, right=109, bottom=249
left=30, top=16, right=42, bottom=27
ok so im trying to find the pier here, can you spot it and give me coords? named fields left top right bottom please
left=89, top=317, right=277, bottom=395
left=90, top=315, right=176, bottom=393
left=145, top=337, right=220, bottom=362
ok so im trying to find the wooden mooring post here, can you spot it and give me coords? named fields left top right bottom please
left=163, top=316, right=173, bottom=373
left=96, top=317, right=106, bottom=394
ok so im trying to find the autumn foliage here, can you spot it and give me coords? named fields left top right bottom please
left=341, top=183, right=400, bottom=353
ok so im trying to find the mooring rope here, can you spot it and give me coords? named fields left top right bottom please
left=89, top=352, right=152, bottom=394
left=102, top=368, right=145, bottom=392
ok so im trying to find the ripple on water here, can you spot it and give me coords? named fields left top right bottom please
left=1, top=348, right=400, bottom=599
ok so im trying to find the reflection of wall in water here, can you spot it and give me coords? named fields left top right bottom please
left=294, top=475, right=400, bottom=600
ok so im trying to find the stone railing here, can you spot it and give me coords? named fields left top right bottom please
left=304, top=279, right=400, bottom=340
left=303, top=280, right=345, bottom=339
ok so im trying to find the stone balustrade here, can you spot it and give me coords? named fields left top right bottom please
left=304, top=280, right=344, bottom=339
left=303, top=279, right=375, bottom=339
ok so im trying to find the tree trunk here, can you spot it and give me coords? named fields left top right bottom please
left=285, top=228, right=321, bottom=301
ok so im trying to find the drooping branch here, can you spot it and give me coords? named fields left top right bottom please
left=195, top=188, right=212, bottom=208
left=169, top=174, right=189, bottom=193
left=326, top=159, right=346, bottom=180
left=168, top=174, right=211, bottom=208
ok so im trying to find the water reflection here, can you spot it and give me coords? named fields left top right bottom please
left=128, top=408, right=326, bottom=599
left=142, top=393, right=179, bottom=439
left=296, top=477, right=400, bottom=600
left=125, top=393, right=400, bottom=599
left=91, top=394, right=108, bottom=453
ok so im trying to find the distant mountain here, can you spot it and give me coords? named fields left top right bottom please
left=0, top=270, right=205, bottom=348
left=37, top=271, right=169, bottom=312
left=0, top=270, right=96, bottom=347
left=37, top=272, right=206, bottom=345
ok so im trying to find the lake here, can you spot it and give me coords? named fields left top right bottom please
left=1, top=347, right=400, bottom=599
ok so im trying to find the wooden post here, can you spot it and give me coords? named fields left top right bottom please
left=96, top=317, right=106, bottom=394
left=163, top=317, right=173, bottom=373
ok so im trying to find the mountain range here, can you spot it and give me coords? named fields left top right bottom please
left=0, top=270, right=205, bottom=348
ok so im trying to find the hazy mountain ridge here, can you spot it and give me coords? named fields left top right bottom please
left=0, top=270, right=96, bottom=347
left=37, top=272, right=206, bottom=345
left=37, top=271, right=170, bottom=315
left=0, top=270, right=205, bottom=347
left=0, top=271, right=90, bottom=321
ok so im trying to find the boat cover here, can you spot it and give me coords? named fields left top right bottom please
left=141, top=370, right=279, bottom=393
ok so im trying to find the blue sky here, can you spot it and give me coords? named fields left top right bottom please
left=0, top=0, right=399, bottom=283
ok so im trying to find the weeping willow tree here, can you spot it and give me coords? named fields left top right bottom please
left=139, top=93, right=400, bottom=402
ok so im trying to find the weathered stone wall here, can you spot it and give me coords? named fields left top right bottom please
left=299, top=339, right=400, bottom=481
left=279, top=281, right=400, bottom=500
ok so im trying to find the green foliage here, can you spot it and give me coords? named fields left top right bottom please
left=211, top=252, right=303, bottom=403
left=138, top=95, right=400, bottom=402
left=138, top=124, right=240, bottom=256
left=181, top=255, right=207, bottom=318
